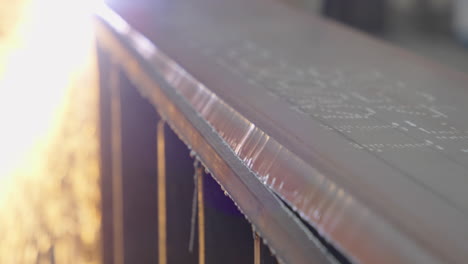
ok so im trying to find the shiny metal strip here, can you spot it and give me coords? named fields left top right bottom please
left=254, top=231, right=261, bottom=264
left=96, top=24, right=333, bottom=264
left=157, top=121, right=167, bottom=264
left=195, top=165, right=206, bottom=264
left=95, top=5, right=442, bottom=264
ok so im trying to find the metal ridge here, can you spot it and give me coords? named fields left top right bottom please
left=95, top=5, right=447, bottom=264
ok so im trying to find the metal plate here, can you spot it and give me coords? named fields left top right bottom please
left=97, top=1, right=468, bottom=263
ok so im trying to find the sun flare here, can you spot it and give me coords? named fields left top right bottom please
left=0, top=0, right=102, bottom=263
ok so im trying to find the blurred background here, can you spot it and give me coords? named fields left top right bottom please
left=0, top=0, right=466, bottom=263
left=289, top=0, right=468, bottom=72
left=0, top=0, right=101, bottom=263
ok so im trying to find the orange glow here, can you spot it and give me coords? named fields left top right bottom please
left=0, top=0, right=102, bottom=263
left=0, top=0, right=99, bottom=183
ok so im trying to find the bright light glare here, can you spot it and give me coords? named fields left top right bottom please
left=0, top=0, right=102, bottom=262
left=0, top=0, right=100, bottom=192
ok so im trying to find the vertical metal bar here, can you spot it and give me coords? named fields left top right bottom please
left=188, top=161, right=198, bottom=253
left=254, top=232, right=261, bottom=264
left=110, top=62, right=125, bottom=264
left=157, top=121, right=167, bottom=264
left=196, top=165, right=206, bottom=264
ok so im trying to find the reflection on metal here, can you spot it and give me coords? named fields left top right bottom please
left=96, top=13, right=377, bottom=262
left=96, top=10, right=335, bottom=264
left=110, top=62, right=125, bottom=264
left=195, top=162, right=206, bottom=264
left=254, top=231, right=261, bottom=264
left=104, top=0, right=468, bottom=261
left=94, top=2, right=468, bottom=261
left=157, top=121, right=167, bottom=264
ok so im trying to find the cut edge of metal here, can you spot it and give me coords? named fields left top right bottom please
left=95, top=29, right=336, bottom=264
left=94, top=19, right=336, bottom=264
left=94, top=5, right=442, bottom=264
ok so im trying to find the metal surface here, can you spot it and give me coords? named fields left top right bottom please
left=96, top=0, right=468, bottom=263
left=196, top=165, right=206, bottom=264
left=95, top=13, right=334, bottom=264
left=110, top=63, right=125, bottom=264
left=254, top=232, right=261, bottom=264
left=157, top=121, right=167, bottom=264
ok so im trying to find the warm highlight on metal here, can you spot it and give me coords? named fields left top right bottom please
left=110, top=63, right=125, bottom=264
left=95, top=0, right=468, bottom=262
left=157, top=121, right=167, bottom=264
left=196, top=166, right=205, bottom=264
left=254, top=232, right=261, bottom=264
